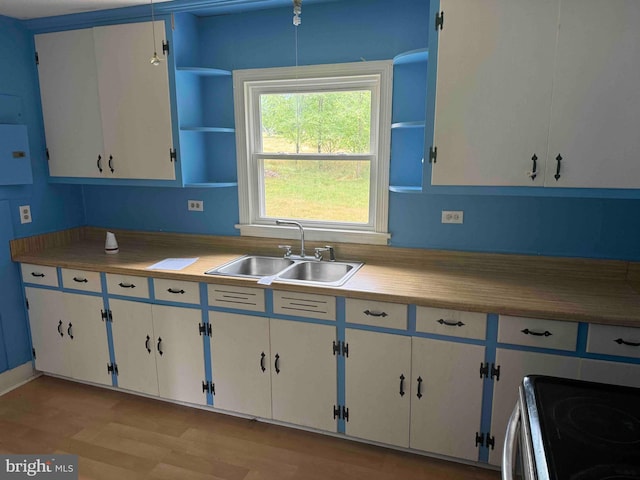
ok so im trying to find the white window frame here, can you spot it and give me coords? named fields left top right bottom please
left=233, top=61, right=393, bottom=245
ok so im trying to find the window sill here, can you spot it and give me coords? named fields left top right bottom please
left=235, top=224, right=390, bottom=246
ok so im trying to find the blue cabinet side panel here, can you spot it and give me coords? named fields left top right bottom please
left=0, top=200, right=31, bottom=370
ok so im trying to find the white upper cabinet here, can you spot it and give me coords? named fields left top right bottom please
left=431, top=0, right=640, bottom=189
left=431, top=0, right=558, bottom=187
left=35, top=29, right=105, bottom=178
left=36, top=21, right=175, bottom=181
left=545, top=0, right=640, bottom=188
left=92, top=22, right=174, bottom=180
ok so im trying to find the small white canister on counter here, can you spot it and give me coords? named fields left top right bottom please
left=105, top=231, right=119, bottom=254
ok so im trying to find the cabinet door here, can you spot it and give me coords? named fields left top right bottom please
left=411, top=337, right=485, bottom=460
left=270, top=319, right=337, bottom=432
left=546, top=0, right=640, bottom=188
left=344, top=329, right=411, bottom=447
left=489, top=349, right=580, bottom=465
left=580, top=359, right=640, bottom=388
left=63, top=292, right=111, bottom=386
left=431, top=0, right=558, bottom=186
left=151, top=305, right=205, bottom=405
left=35, top=29, right=106, bottom=178
left=93, top=21, right=175, bottom=180
left=25, top=287, right=70, bottom=377
left=110, top=299, right=158, bottom=396
left=209, top=312, right=271, bottom=418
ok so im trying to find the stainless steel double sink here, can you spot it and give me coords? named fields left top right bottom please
left=205, top=255, right=363, bottom=287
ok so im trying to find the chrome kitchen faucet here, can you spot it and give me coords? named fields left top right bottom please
left=275, top=219, right=306, bottom=258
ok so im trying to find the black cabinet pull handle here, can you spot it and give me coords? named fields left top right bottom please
left=167, top=288, right=185, bottom=294
left=118, top=282, right=136, bottom=288
left=363, top=310, right=388, bottom=318
left=399, top=374, right=405, bottom=397
left=614, top=338, right=640, bottom=347
left=109, top=155, right=114, bottom=173
left=97, top=154, right=102, bottom=173
left=73, top=277, right=88, bottom=283
left=554, top=154, right=562, bottom=181
left=530, top=154, right=538, bottom=180
left=157, top=337, right=163, bottom=356
left=31, top=272, right=45, bottom=278
left=57, top=320, right=64, bottom=337
left=417, top=376, right=423, bottom=399
left=67, top=323, right=73, bottom=339
left=145, top=335, right=151, bottom=353
left=521, top=328, right=552, bottom=337
left=274, top=353, right=280, bottom=374
left=437, top=318, right=465, bottom=327
left=260, top=352, right=266, bottom=372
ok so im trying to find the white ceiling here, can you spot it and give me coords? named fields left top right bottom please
left=0, top=0, right=174, bottom=20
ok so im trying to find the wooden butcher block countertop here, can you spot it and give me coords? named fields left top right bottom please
left=11, top=227, right=640, bottom=328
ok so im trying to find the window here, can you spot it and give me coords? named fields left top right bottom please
left=233, top=61, right=392, bottom=244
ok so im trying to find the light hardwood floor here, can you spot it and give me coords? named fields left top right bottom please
left=0, top=376, right=500, bottom=480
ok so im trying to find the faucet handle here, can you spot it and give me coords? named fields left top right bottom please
left=278, top=245, right=293, bottom=258
left=314, top=245, right=335, bottom=261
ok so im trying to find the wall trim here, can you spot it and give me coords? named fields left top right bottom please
left=0, top=362, right=38, bottom=397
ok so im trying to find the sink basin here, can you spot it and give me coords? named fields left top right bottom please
left=277, top=260, right=363, bottom=286
left=205, top=255, right=295, bottom=278
left=205, top=255, right=364, bottom=286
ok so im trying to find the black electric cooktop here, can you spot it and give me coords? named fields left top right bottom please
left=526, top=376, right=640, bottom=480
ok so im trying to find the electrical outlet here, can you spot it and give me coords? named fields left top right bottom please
left=19, top=205, right=32, bottom=224
left=441, top=210, right=463, bottom=224
left=188, top=200, right=204, bottom=212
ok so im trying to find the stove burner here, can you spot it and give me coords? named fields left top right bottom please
left=570, top=464, right=640, bottom=480
left=553, top=396, right=640, bottom=450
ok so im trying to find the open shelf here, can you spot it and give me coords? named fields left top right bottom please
left=389, top=185, right=422, bottom=194
left=184, top=182, right=238, bottom=188
left=176, top=66, right=231, bottom=76
left=393, top=48, right=429, bottom=66
left=391, top=121, right=425, bottom=129
left=180, top=126, right=235, bottom=133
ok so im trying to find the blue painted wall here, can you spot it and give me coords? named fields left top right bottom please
left=81, top=0, right=640, bottom=261
left=0, top=16, right=86, bottom=372
left=51, top=0, right=640, bottom=261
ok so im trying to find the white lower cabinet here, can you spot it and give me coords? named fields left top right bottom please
left=270, top=319, right=337, bottom=432
left=488, top=349, right=580, bottom=465
left=150, top=305, right=205, bottom=405
left=109, top=299, right=205, bottom=405
left=109, top=299, right=158, bottom=396
left=344, top=330, right=485, bottom=457
left=344, top=329, right=411, bottom=447
left=410, top=337, right=485, bottom=460
left=208, top=314, right=336, bottom=431
left=26, top=287, right=110, bottom=385
left=209, top=312, right=271, bottom=418
left=580, top=359, right=640, bottom=388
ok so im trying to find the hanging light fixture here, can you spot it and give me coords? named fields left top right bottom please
left=149, top=0, right=161, bottom=66
left=293, top=0, right=302, bottom=26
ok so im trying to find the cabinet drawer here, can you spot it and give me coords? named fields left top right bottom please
left=587, top=324, right=640, bottom=359
left=106, top=273, right=149, bottom=298
left=154, top=278, right=200, bottom=304
left=416, top=307, right=486, bottom=340
left=273, top=290, right=335, bottom=321
left=21, top=263, right=58, bottom=287
left=498, top=315, right=578, bottom=351
left=346, top=298, right=407, bottom=330
left=61, top=268, right=101, bottom=292
left=208, top=284, right=265, bottom=312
